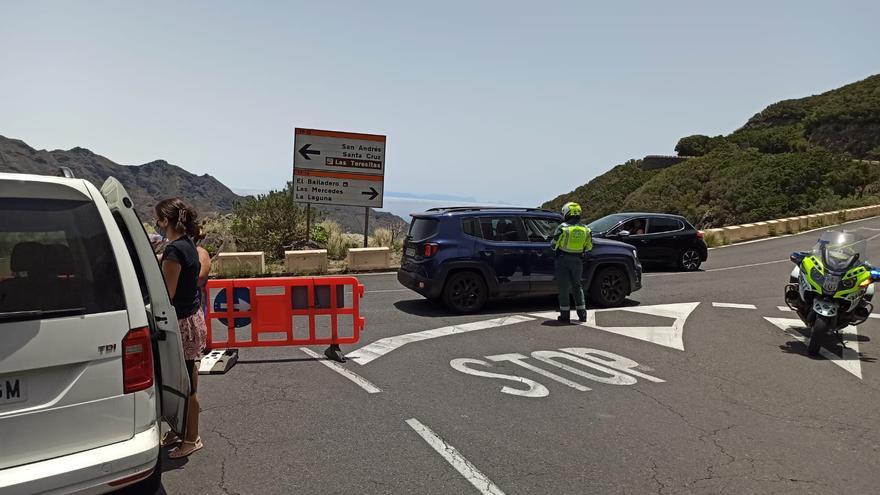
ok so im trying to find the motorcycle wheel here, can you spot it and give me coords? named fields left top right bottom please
left=808, top=316, right=828, bottom=357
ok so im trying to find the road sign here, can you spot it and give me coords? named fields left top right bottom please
left=214, top=287, right=251, bottom=328
left=293, top=128, right=386, bottom=208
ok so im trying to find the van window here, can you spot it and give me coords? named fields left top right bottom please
left=0, top=198, right=126, bottom=319
left=408, top=218, right=438, bottom=242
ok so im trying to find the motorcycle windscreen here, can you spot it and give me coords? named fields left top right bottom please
left=811, top=231, right=867, bottom=272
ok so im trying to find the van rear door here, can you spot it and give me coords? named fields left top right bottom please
left=101, top=178, right=189, bottom=435
left=0, top=177, right=139, bottom=469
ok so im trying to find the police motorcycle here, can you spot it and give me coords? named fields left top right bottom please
left=785, top=231, right=880, bottom=356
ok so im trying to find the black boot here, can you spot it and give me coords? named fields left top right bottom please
left=324, top=344, right=346, bottom=363
left=577, top=310, right=587, bottom=322
left=557, top=311, right=571, bottom=323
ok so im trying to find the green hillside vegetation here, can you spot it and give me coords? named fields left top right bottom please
left=543, top=74, right=880, bottom=227
left=543, top=160, right=659, bottom=219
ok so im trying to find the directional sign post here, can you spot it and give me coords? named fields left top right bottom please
left=293, top=128, right=387, bottom=247
left=293, top=128, right=386, bottom=209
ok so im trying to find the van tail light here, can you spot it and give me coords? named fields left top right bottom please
left=122, top=327, right=154, bottom=394
left=696, top=231, right=704, bottom=239
left=423, top=243, right=440, bottom=258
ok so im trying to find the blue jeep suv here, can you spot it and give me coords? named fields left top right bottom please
left=397, top=207, right=643, bottom=313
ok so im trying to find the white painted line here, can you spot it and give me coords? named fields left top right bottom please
left=644, top=259, right=789, bottom=277
left=705, top=259, right=790, bottom=273
left=712, top=302, right=757, bottom=310
left=299, top=348, right=382, bottom=394
left=406, top=418, right=506, bottom=495
left=870, top=314, right=880, bottom=319
left=346, top=315, right=535, bottom=365
left=777, top=306, right=793, bottom=312
left=763, top=318, right=862, bottom=379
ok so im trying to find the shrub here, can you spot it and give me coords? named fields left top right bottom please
left=230, top=184, right=310, bottom=261
left=703, top=231, right=725, bottom=248
left=200, top=215, right=235, bottom=257
left=311, top=224, right=329, bottom=245
left=675, top=135, right=727, bottom=157
left=322, top=220, right=359, bottom=260
left=369, top=228, right=403, bottom=251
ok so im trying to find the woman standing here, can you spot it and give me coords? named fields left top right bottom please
left=155, top=198, right=206, bottom=459
left=195, top=234, right=212, bottom=317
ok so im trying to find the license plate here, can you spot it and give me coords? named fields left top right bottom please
left=0, top=377, right=26, bottom=405
left=405, top=247, right=416, bottom=257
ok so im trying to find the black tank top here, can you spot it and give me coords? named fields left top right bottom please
left=162, top=236, right=201, bottom=319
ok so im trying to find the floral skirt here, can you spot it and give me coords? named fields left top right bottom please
left=179, top=310, right=207, bottom=360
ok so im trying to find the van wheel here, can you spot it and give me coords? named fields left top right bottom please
left=589, top=266, right=629, bottom=307
left=443, top=271, right=488, bottom=314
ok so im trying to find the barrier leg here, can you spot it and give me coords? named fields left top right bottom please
left=324, top=344, right=346, bottom=363
left=199, top=349, right=240, bottom=375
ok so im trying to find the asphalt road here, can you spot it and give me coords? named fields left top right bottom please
left=158, top=216, right=880, bottom=495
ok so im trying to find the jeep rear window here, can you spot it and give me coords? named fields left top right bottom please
left=0, top=198, right=126, bottom=320
left=408, top=218, right=438, bottom=242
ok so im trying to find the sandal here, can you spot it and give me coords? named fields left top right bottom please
left=161, top=431, right=181, bottom=447
left=168, top=437, right=203, bottom=459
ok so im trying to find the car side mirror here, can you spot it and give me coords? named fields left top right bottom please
left=617, top=230, right=631, bottom=238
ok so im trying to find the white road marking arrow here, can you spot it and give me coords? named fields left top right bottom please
left=346, top=315, right=535, bottom=365
left=763, top=317, right=863, bottom=379
left=531, top=302, right=701, bottom=351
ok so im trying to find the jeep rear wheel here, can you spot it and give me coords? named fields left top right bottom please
left=443, top=271, right=488, bottom=314
left=589, top=266, right=629, bottom=308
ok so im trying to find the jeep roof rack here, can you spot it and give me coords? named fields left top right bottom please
left=425, top=206, right=555, bottom=213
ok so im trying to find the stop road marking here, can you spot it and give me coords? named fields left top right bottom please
left=450, top=347, right=664, bottom=398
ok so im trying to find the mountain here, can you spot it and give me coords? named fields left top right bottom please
left=0, top=135, right=407, bottom=231
left=310, top=204, right=407, bottom=234
left=544, top=74, right=880, bottom=228
left=0, top=135, right=239, bottom=216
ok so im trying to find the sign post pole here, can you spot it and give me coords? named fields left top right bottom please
left=363, top=207, right=370, bottom=248
left=305, top=203, right=311, bottom=245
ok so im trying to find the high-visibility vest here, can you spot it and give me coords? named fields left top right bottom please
left=555, top=224, right=592, bottom=253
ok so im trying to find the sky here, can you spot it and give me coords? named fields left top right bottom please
left=2, top=0, right=879, bottom=215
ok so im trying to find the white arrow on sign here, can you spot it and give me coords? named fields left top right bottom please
left=216, top=300, right=251, bottom=311
left=763, top=317, right=863, bottom=379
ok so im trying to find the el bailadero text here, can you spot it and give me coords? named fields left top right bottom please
left=341, top=143, right=383, bottom=160
left=295, top=177, right=344, bottom=195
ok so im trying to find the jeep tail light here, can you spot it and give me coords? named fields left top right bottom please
left=423, top=243, right=440, bottom=257
left=696, top=231, right=704, bottom=239
left=122, top=327, right=154, bottom=394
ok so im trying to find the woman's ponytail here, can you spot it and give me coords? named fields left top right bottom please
left=155, top=198, right=200, bottom=239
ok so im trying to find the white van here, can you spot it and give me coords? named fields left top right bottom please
left=0, top=172, right=190, bottom=494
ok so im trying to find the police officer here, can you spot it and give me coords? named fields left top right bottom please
left=552, top=202, right=592, bottom=323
